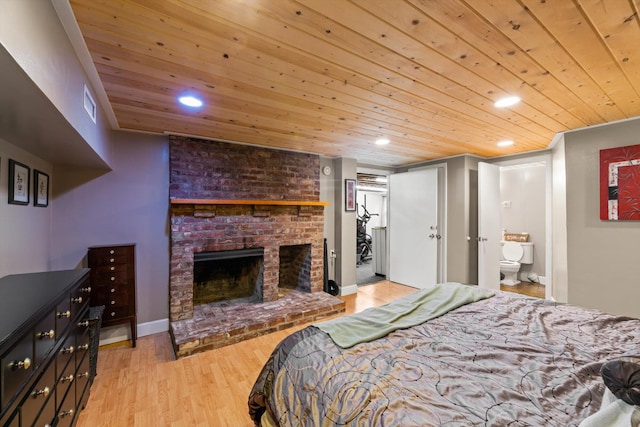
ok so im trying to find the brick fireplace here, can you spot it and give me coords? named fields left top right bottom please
left=168, top=136, right=345, bottom=358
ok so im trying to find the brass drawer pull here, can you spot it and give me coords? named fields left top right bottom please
left=80, top=286, right=92, bottom=293
left=109, top=258, right=114, bottom=263
left=111, top=288, right=116, bottom=293
left=110, top=266, right=115, bottom=271
left=59, top=409, right=74, bottom=418
left=57, top=310, right=71, bottom=318
left=77, top=343, right=89, bottom=351
left=77, top=320, right=90, bottom=328
left=71, top=296, right=83, bottom=304
left=31, top=386, right=50, bottom=399
left=9, top=357, right=31, bottom=370
left=109, top=250, right=115, bottom=255
left=111, top=276, right=115, bottom=281
left=111, top=300, right=116, bottom=305
left=62, top=346, right=74, bottom=354
left=61, top=373, right=74, bottom=383
left=111, top=312, right=116, bottom=317
left=37, top=329, right=55, bottom=339
left=77, top=371, right=90, bottom=379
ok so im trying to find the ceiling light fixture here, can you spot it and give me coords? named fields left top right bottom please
left=178, top=95, right=203, bottom=107
left=494, top=96, right=521, bottom=108
left=375, top=138, right=390, bottom=145
left=497, top=140, right=514, bottom=147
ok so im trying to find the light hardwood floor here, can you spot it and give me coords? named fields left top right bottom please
left=76, top=281, right=416, bottom=427
left=77, top=280, right=545, bottom=427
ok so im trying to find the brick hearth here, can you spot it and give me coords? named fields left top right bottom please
left=168, top=136, right=345, bottom=356
left=170, top=290, right=345, bottom=358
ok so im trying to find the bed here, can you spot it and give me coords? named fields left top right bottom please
left=248, top=283, right=640, bottom=426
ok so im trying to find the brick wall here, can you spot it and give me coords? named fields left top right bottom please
left=169, top=135, right=320, bottom=200
left=169, top=136, right=324, bottom=322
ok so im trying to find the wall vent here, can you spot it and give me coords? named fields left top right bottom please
left=83, top=84, right=96, bottom=123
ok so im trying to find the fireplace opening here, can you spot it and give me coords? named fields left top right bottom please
left=193, top=248, right=264, bottom=305
left=278, top=244, right=312, bottom=297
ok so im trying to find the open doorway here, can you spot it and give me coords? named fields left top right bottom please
left=475, top=155, right=552, bottom=299
left=356, top=172, right=387, bottom=286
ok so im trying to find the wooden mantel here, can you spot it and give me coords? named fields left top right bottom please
left=170, top=198, right=329, bottom=207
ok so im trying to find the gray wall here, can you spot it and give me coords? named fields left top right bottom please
left=52, top=131, right=170, bottom=324
left=0, top=139, right=53, bottom=275
left=1, top=0, right=113, bottom=164
left=564, top=118, right=640, bottom=318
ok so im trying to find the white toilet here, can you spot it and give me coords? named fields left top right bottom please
left=500, top=241, right=534, bottom=286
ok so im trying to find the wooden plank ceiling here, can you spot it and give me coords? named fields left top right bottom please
left=68, top=0, right=640, bottom=167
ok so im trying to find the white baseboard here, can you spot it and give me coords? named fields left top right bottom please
left=340, top=284, right=358, bottom=296
left=98, top=318, right=169, bottom=346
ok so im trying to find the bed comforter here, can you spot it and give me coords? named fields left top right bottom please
left=248, top=287, right=640, bottom=426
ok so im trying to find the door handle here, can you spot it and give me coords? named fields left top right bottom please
left=429, top=234, right=435, bottom=239
left=477, top=237, right=488, bottom=242
left=436, top=234, right=441, bottom=240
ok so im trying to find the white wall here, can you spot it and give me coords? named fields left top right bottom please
left=356, top=190, right=386, bottom=235
left=551, top=135, right=568, bottom=302
left=500, top=164, right=546, bottom=280
left=0, top=139, right=53, bottom=275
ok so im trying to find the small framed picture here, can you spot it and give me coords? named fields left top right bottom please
left=345, top=179, right=356, bottom=211
left=8, top=159, right=30, bottom=205
left=34, top=170, right=49, bottom=207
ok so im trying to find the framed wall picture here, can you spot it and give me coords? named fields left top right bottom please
left=8, top=159, right=30, bottom=205
left=600, top=144, right=640, bottom=220
left=345, top=179, right=356, bottom=211
left=34, top=170, right=49, bottom=207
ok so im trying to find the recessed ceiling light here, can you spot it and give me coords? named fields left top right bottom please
left=497, top=140, right=514, bottom=147
left=494, top=96, right=521, bottom=108
left=178, top=95, right=203, bottom=107
left=375, top=138, right=390, bottom=145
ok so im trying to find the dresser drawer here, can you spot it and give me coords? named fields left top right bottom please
left=55, top=358, right=76, bottom=412
left=34, top=311, right=56, bottom=366
left=21, top=363, right=55, bottom=427
left=56, top=386, right=77, bottom=427
left=56, top=334, right=76, bottom=375
left=1, top=332, right=34, bottom=409
left=30, top=391, right=56, bottom=427
left=75, top=352, right=91, bottom=409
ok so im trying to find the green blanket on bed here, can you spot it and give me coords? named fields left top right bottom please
left=314, top=282, right=495, bottom=348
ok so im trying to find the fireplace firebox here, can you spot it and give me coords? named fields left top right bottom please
left=193, top=248, right=264, bottom=305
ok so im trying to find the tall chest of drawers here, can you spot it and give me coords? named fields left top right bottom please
left=0, top=269, right=92, bottom=427
left=87, top=244, right=137, bottom=347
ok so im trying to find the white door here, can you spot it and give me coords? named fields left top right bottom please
left=389, top=169, right=439, bottom=288
left=478, top=162, right=501, bottom=290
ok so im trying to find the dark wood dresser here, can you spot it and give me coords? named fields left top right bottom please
left=0, top=269, right=92, bottom=427
left=87, top=244, right=137, bottom=347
